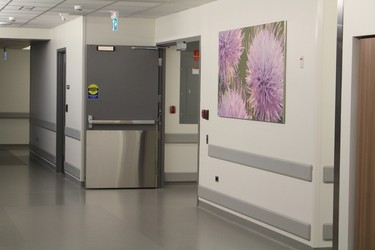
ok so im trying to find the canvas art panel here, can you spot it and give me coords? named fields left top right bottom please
left=218, top=21, right=287, bottom=123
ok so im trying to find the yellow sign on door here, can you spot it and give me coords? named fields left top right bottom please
left=88, top=84, right=99, bottom=99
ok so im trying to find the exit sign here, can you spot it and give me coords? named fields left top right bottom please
left=112, top=18, right=118, bottom=31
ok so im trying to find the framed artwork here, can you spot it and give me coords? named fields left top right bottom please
left=218, top=21, right=287, bottom=123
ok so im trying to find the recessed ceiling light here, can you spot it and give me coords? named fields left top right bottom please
left=0, top=21, right=11, bottom=25
left=74, top=5, right=82, bottom=11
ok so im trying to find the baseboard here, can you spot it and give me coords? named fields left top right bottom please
left=64, top=171, right=84, bottom=187
left=29, top=145, right=56, bottom=165
left=199, top=186, right=311, bottom=241
left=165, top=172, right=198, bottom=182
left=30, top=150, right=56, bottom=170
left=199, top=199, right=332, bottom=250
left=64, top=162, right=80, bottom=180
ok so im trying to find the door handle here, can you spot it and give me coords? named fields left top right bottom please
left=87, top=115, right=155, bottom=129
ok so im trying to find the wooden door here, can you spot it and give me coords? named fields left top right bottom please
left=355, top=37, right=375, bottom=250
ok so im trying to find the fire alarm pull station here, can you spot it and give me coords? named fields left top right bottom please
left=201, top=109, right=209, bottom=120
left=170, top=106, right=176, bottom=114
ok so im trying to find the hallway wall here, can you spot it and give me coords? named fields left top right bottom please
left=85, top=16, right=155, bottom=46
left=0, top=1, right=341, bottom=248
left=156, top=0, right=336, bottom=248
left=0, top=27, right=50, bottom=144
left=0, top=49, right=30, bottom=145
left=30, top=16, right=156, bottom=181
left=30, top=17, right=84, bottom=179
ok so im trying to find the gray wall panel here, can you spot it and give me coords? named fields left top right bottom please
left=30, top=118, right=56, bottom=132
left=323, top=166, right=334, bottom=183
left=164, top=133, right=198, bottom=143
left=208, top=145, right=313, bottom=182
left=65, top=127, right=81, bottom=141
left=199, top=186, right=311, bottom=241
left=323, top=223, right=333, bottom=241
left=0, top=113, right=29, bottom=119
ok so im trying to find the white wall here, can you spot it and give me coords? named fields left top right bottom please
left=30, top=39, right=57, bottom=157
left=156, top=0, right=336, bottom=247
left=340, top=0, right=375, bottom=249
left=30, top=17, right=84, bottom=179
left=0, top=27, right=50, bottom=40
left=164, top=46, right=198, bottom=175
left=85, top=16, right=155, bottom=46
left=54, top=17, right=85, bottom=180
left=0, top=49, right=30, bottom=144
left=318, top=0, right=337, bottom=243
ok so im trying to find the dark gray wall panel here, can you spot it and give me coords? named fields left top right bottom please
left=199, top=186, right=311, bottom=241
left=208, top=145, right=313, bottom=182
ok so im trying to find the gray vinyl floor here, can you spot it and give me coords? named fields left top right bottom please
left=0, top=148, right=292, bottom=250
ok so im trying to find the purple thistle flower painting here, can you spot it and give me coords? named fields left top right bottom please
left=218, top=21, right=286, bottom=123
left=218, top=86, right=248, bottom=119
left=219, top=29, right=244, bottom=87
left=246, top=25, right=285, bottom=122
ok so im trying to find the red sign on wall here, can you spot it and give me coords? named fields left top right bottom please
left=194, top=50, right=200, bottom=62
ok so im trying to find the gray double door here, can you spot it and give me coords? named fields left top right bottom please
left=85, top=45, right=160, bottom=188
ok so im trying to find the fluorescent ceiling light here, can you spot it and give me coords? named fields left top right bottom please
left=97, top=46, right=115, bottom=51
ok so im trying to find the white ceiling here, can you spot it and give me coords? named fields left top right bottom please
left=0, top=0, right=216, bottom=29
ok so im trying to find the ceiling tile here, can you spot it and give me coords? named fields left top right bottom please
left=97, top=1, right=161, bottom=17
left=0, top=0, right=217, bottom=29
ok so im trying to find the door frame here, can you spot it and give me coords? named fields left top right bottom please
left=56, top=48, right=66, bottom=173
left=157, top=36, right=201, bottom=187
left=158, top=47, right=166, bottom=187
left=333, top=0, right=344, bottom=248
